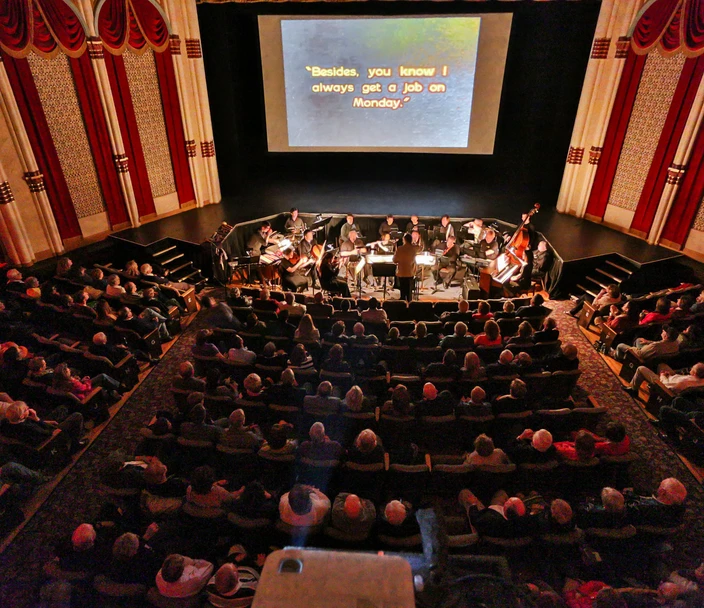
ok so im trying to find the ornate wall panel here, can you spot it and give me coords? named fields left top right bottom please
left=26, top=52, right=106, bottom=219
left=122, top=48, right=176, bottom=199
left=607, top=51, right=686, bottom=212
left=690, top=195, right=704, bottom=232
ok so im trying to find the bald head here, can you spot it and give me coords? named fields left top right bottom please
left=499, top=350, right=514, bottom=365
left=470, top=386, right=486, bottom=404
left=657, top=477, right=687, bottom=505
left=214, top=563, right=239, bottom=595
left=385, top=500, right=407, bottom=525
left=309, top=422, right=326, bottom=442
left=423, top=382, right=437, bottom=400
left=72, top=523, right=96, bottom=551
left=344, top=494, right=363, bottom=520
left=504, top=497, right=526, bottom=519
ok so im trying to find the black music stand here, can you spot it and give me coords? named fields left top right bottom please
left=310, top=216, right=333, bottom=240
left=369, top=262, right=396, bottom=301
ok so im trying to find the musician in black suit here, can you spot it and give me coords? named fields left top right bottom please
left=285, top=207, right=305, bottom=234
left=340, top=230, right=373, bottom=287
left=279, top=249, right=309, bottom=292
left=478, top=229, right=500, bottom=264
left=339, top=214, right=360, bottom=243
left=406, top=215, right=422, bottom=234
left=320, top=251, right=351, bottom=298
left=298, top=230, right=319, bottom=287
left=432, top=236, right=459, bottom=289
left=379, top=215, right=399, bottom=238
left=247, top=222, right=273, bottom=255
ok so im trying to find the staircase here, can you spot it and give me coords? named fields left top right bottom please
left=147, top=238, right=208, bottom=291
left=574, top=257, right=638, bottom=300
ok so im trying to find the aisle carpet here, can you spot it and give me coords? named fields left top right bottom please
left=0, top=300, right=702, bottom=605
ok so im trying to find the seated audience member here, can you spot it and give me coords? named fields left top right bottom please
left=415, top=382, right=455, bottom=417
left=186, top=465, right=243, bottom=513
left=220, top=409, right=263, bottom=449
left=544, top=343, right=580, bottom=372
left=507, top=428, right=556, bottom=464
left=263, top=368, right=305, bottom=407
left=268, top=308, right=296, bottom=339
left=106, top=274, right=125, bottom=297
left=304, top=381, right=342, bottom=415
left=192, top=329, right=222, bottom=358
left=279, top=483, right=331, bottom=527
left=513, top=352, right=539, bottom=375
left=624, top=477, right=687, bottom=527
left=244, top=313, right=267, bottom=336
left=540, top=499, right=575, bottom=535
left=409, top=321, right=440, bottom=348
left=361, top=297, right=388, bottom=324
left=516, top=294, right=552, bottom=318
left=279, top=291, right=306, bottom=318
left=474, top=320, right=502, bottom=348
left=640, top=297, right=673, bottom=325
left=485, top=350, right=516, bottom=376
left=670, top=294, right=694, bottom=319
left=384, top=326, right=405, bottom=347
left=554, top=430, right=596, bottom=462
left=569, top=283, right=621, bottom=317
left=627, top=361, right=704, bottom=396
left=578, top=422, right=630, bottom=456
left=472, top=300, right=494, bottom=322
left=173, top=362, right=205, bottom=392
left=238, top=373, right=266, bottom=405
left=229, top=480, right=278, bottom=521
left=321, top=343, right=352, bottom=374
left=71, top=291, right=97, bottom=318
left=577, top=487, right=627, bottom=530
left=156, top=553, right=214, bottom=599
left=53, top=361, right=121, bottom=401
left=142, top=286, right=182, bottom=316
left=96, top=299, right=117, bottom=323
left=206, top=562, right=260, bottom=608
left=259, top=421, right=297, bottom=456
left=26, top=357, right=53, bottom=386
left=378, top=499, right=420, bottom=539
left=460, top=490, right=538, bottom=538
left=0, top=461, right=49, bottom=506
left=678, top=324, right=704, bottom=349
left=494, top=300, right=517, bottom=320
left=457, top=386, right=493, bottom=417
left=298, top=422, right=343, bottom=461
left=227, top=335, right=256, bottom=365
left=465, top=433, right=511, bottom=466
left=440, top=299, right=473, bottom=324
left=287, top=343, right=316, bottom=372
left=440, top=322, right=474, bottom=351
left=348, top=322, right=379, bottom=345
left=89, top=332, right=132, bottom=365
left=331, top=299, right=360, bottom=323
left=252, top=289, right=279, bottom=313
left=2, top=401, right=87, bottom=453
left=382, top=384, right=413, bottom=417
left=346, top=428, right=384, bottom=465
left=4, top=269, right=26, bottom=293
left=324, top=320, right=349, bottom=345
left=179, top=403, right=223, bottom=443
left=142, top=459, right=188, bottom=499
left=341, top=384, right=373, bottom=413
left=119, top=282, right=143, bottom=306
left=306, top=292, right=334, bottom=319
left=90, top=268, right=108, bottom=291
left=201, top=296, right=242, bottom=331
left=122, top=260, right=140, bottom=278
left=461, top=352, right=487, bottom=381
left=205, top=367, right=238, bottom=402
left=54, top=523, right=108, bottom=577
left=24, top=277, right=41, bottom=299
left=116, top=306, right=171, bottom=342
left=106, top=532, right=159, bottom=587
left=507, top=321, right=534, bottom=347
left=140, top=263, right=190, bottom=291
left=533, top=317, right=559, bottom=343
left=493, top=379, right=528, bottom=415
left=256, top=341, right=288, bottom=368
left=657, top=395, right=704, bottom=444
left=425, top=349, right=461, bottom=379
left=331, top=493, right=376, bottom=537
left=601, top=300, right=640, bottom=333
left=294, top=314, right=320, bottom=342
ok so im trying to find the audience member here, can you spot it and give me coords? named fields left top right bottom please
left=465, top=434, right=511, bottom=466
left=279, top=484, right=331, bottom=527
left=331, top=493, right=376, bottom=537
left=155, top=553, right=214, bottom=599
left=298, top=422, right=343, bottom=461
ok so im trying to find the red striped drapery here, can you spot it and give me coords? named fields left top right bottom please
left=96, top=0, right=169, bottom=55
left=631, top=0, right=704, bottom=57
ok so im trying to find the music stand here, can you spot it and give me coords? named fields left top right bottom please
left=369, top=261, right=396, bottom=301
left=310, top=216, right=333, bottom=240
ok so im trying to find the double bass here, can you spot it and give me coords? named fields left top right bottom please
left=492, top=203, right=540, bottom=284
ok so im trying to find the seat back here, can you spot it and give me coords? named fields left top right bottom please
left=386, top=463, right=430, bottom=503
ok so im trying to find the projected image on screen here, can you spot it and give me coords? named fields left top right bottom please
left=280, top=18, right=480, bottom=149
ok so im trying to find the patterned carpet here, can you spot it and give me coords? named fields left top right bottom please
left=0, top=299, right=702, bottom=605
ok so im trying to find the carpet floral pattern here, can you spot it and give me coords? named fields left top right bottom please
left=0, top=299, right=702, bottom=605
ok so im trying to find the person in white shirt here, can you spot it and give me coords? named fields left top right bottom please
left=156, top=554, right=214, bottom=598
left=627, top=362, right=704, bottom=395
left=279, top=292, right=306, bottom=318
left=360, top=297, right=388, bottom=325
left=279, top=484, right=330, bottom=527
left=227, top=335, right=256, bottom=365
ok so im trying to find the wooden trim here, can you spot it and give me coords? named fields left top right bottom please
left=659, top=238, right=684, bottom=251
left=628, top=228, right=648, bottom=239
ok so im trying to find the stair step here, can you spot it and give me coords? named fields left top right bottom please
left=606, top=260, right=633, bottom=275
left=153, top=245, right=177, bottom=258
left=160, top=253, right=185, bottom=266
left=586, top=276, right=609, bottom=290
left=180, top=270, right=201, bottom=282
left=595, top=267, right=623, bottom=283
left=577, top=284, right=598, bottom=298
left=169, top=262, right=192, bottom=275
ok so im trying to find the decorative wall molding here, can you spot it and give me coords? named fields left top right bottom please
left=566, top=146, right=584, bottom=165
left=23, top=170, right=46, bottom=192
left=185, top=39, right=202, bottom=59
left=666, top=163, right=686, bottom=186
left=0, top=181, right=14, bottom=204
left=186, top=139, right=197, bottom=157
left=87, top=36, right=104, bottom=60
left=615, top=36, right=630, bottom=59
left=589, top=146, right=603, bottom=165
left=113, top=154, right=129, bottom=173
left=170, top=35, right=182, bottom=55
left=200, top=140, right=215, bottom=157
left=591, top=38, right=611, bottom=59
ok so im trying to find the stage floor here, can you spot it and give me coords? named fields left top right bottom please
left=113, top=178, right=681, bottom=266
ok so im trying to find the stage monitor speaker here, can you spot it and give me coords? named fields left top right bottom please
left=462, top=276, right=481, bottom=301
left=253, top=548, right=415, bottom=607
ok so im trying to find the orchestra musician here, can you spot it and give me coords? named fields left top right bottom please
left=247, top=221, right=274, bottom=255
left=340, top=213, right=360, bottom=242
left=374, top=232, right=396, bottom=254
left=478, top=229, right=500, bottom=262
left=463, top=217, right=486, bottom=242
left=440, top=215, right=455, bottom=241
left=410, top=228, right=425, bottom=251
left=339, top=229, right=373, bottom=287
left=394, top=233, right=417, bottom=302
left=298, top=229, right=319, bottom=288
left=521, top=212, right=539, bottom=250
left=433, top=235, right=460, bottom=290
left=320, top=251, right=351, bottom=297
left=406, top=215, right=422, bottom=234
left=285, top=207, right=305, bottom=234
left=379, top=214, right=399, bottom=238
left=279, top=248, right=309, bottom=292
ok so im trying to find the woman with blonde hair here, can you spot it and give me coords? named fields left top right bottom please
left=294, top=314, right=320, bottom=342
left=461, top=352, right=486, bottom=381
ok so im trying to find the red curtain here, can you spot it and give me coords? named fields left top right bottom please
left=0, top=0, right=32, bottom=54
left=632, top=0, right=681, bottom=54
left=103, top=51, right=156, bottom=217
left=97, top=0, right=129, bottom=53
left=682, top=0, right=704, bottom=53
left=131, top=0, right=169, bottom=50
left=98, top=0, right=169, bottom=54
left=154, top=49, right=196, bottom=207
left=585, top=49, right=648, bottom=220
left=660, top=119, right=704, bottom=246
left=1, top=51, right=81, bottom=239
left=630, top=56, right=704, bottom=236
left=70, top=53, right=130, bottom=227
left=35, top=0, right=86, bottom=56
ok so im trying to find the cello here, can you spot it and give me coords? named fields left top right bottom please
left=492, top=203, right=540, bottom=284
